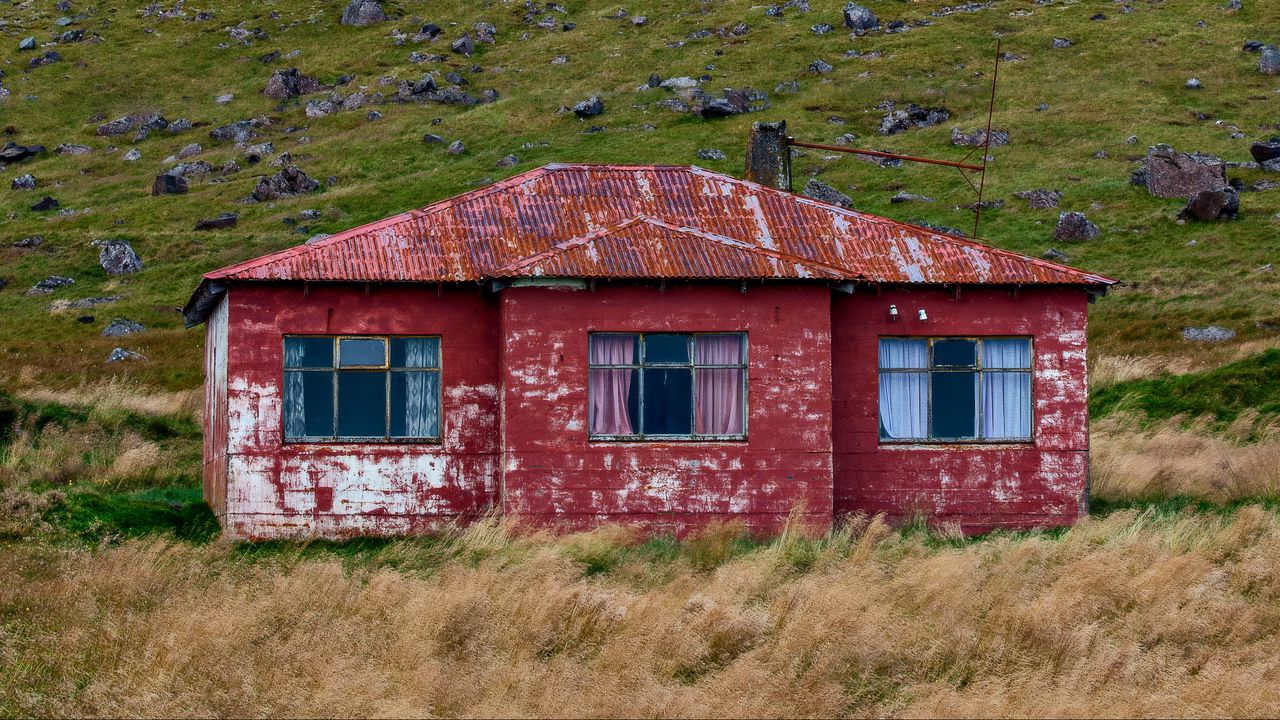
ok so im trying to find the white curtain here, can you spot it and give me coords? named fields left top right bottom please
left=284, top=340, right=307, bottom=438
left=982, top=339, right=1032, bottom=439
left=401, top=338, right=439, bottom=438
left=878, top=339, right=928, bottom=439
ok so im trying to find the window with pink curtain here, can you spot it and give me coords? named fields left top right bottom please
left=588, top=333, right=746, bottom=440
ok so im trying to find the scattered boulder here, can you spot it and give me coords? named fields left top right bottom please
left=95, top=239, right=143, bottom=275
left=692, top=88, right=770, bottom=119
left=1250, top=138, right=1280, bottom=165
left=14, top=235, right=44, bottom=248
left=843, top=3, right=878, bottom=31
left=151, top=173, right=188, bottom=195
left=809, top=59, right=834, bottom=74
left=97, top=113, right=167, bottom=137
left=1, top=142, right=47, bottom=163
left=26, top=275, right=75, bottom=296
left=11, top=174, right=36, bottom=190
left=209, top=117, right=269, bottom=143
left=27, top=50, right=61, bottom=68
left=951, top=127, right=1009, bottom=147
left=1053, top=211, right=1100, bottom=242
left=252, top=165, right=320, bottom=201
left=1144, top=145, right=1226, bottom=198
left=123, top=148, right=142, bottom=162
left=447, top=140, right=466, bottom=155
left=451, top=35, right=475, bottom=57
left=341, top=0, right=386, bottom=26
left=1181, top=325, right=1235, bottom=342
left=697, top=148, right=726, bottom=161
left=890, top=191, right=933, bottom=203
left=31, top=196, right=60, bottom=211
left=1051, top=37, right=1073, bottom=48
left=263, top=67, right=326, bottom=99
left=802, top=179, right=853, bottom=209
left=422, top=133, right=445, bottom=144
left=573, top=96, right=604, bottom=118
left=101, top=318, right=145, bottom=336
left=1014, top=189, right=1063, bottom=209
left=1261, top=46, right=1280, bottom=76
left=879, top=103, right=950, bottom=135
left=194, top=212, right=238, bottom=230
left=107, top=348, right=146, bottom=363
left=215, top=93, right=235, bottom=105
left=55, top=143, right=92, bottom=155
left=1178, top=187, right=1239, bottom=221
left=1185, top=77, right=1203, bottom=90
left=1043, top=248, right=1070, bottom=262
left=495, top=154, right=519, bottom=168
left=18, top=36, right=36, bottom=51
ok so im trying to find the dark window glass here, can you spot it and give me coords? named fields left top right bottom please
left=284, top=337, right=333, bottom=368
left=390, top=337, right=440, bottom=368
left=932, top=371, right=978, bottom=439
left=339, top=337, right=386, bottom=367
left=642, top=368, right=692, bottom=435
left=284, top=370, right=335, bottom=437
left=390, top=371, right=440, bottom=438
left=337, top=372, right=386, bottom=436
left=643, top=334, right=689, bottom=364
left=933, top=339, right=977, bottom=367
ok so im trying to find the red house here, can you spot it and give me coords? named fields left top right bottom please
left=184, top=133, right=1114, bottom=540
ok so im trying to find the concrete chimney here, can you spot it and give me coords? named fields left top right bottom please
left=745, top=120, right=792, bottom=192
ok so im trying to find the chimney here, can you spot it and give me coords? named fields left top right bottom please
left=745, top=120, right=792, bottom=192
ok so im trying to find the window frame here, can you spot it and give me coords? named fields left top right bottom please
left=282, top=334, right=443, bottom=444
left=587, top=332, right=749, bottom=442
left=877, top=336, right=1035, bottom=445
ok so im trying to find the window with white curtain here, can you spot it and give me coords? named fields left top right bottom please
left=283, top=336, right=441, bottom=441
left=878, top=337, right=1032, bottom=442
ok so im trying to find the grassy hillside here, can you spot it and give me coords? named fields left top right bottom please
left=1, top=0, right=1279, bottom=391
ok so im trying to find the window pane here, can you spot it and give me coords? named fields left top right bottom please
left=643, top=334, right=690, bottom=364
left=878, top=371, right=927, bottom=440
left=983, top=338, right=1031, bottom=369
left=390, top=337, right=439, bottom=368
left=642, top=367, right=692, bottom=435
left=589, top=334, right=637, bottom=366
left=982, top=371, right=1032, bottom=439
left=933, top=339, right=977, bottom=368
left=284, top=337, right=333, bottom=368
left=339, top=338, right=386, bottom=367
left=391, top=371, right=440, bottom=438
left=337, top=372, right=387, bottom=437
left=932, top=371, right=978, bottom=439
left=284, top=370, right=334, bottom=438
left=695, top=334, right=743, bottom=365
left=695, top=368, right=744, bottom=434
left=589, top=368, right=638, bottom=435
left=878, top=338, right=928, bottom=369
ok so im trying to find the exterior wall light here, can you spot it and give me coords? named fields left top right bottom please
left=918, top=308, right=928, bottom=321
left=888, top=304, right=898, bottom=321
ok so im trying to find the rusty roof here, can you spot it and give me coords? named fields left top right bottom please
left=186, top=164, right=1115, bottom=324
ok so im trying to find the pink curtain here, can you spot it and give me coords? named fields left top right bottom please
left=695, top=335, right=744, bottom=435
left=589, top=336, right=635, bottom=434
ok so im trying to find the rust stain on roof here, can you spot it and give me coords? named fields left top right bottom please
left=202, top=163, right=1117, bottom=287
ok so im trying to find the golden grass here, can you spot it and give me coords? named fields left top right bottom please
left=5, top=508, right=1280, bottom=718
left=18, top=379, right=201, bottom=422
left=1091, top=414, right=1280, bottom=503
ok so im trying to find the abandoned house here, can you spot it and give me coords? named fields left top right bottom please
left=184, top=124, right=1116, bottom=540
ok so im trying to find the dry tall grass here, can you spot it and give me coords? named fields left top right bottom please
left=5, top=509, right=1280, bottom=718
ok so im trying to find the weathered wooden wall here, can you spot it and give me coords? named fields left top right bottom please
left=202, top=294, right=229, bottom=520
left=219, top=283, right=501, bottom=539
left=499, top=283, right=834, bottom=536
left=831, top=285, right=1091, bottom=532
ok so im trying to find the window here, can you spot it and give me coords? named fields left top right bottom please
left=878, top=337, right=1032, bottom=442
left=588, top=333, right=747, bottom=440
left=283, top=336, right=441, bottom=441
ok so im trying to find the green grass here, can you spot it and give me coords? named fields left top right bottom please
left=1091, top=347, right=1280, bottom=430
left=0, top=0, right=1278, bottom=391
left=48, top=486, right=220, bottom=543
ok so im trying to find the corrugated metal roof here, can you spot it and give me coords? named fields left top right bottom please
left=192, top=164, right=1114, bottom=319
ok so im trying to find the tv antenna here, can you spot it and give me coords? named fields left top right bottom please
left=783, top=40, right=1003, bottom=239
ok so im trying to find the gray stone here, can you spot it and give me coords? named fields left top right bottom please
left=151, top=173, right=188, bottom=195
left=697, top=148, right=726, bottom=161
left=27, top=50, right=61, bottom=69
left=252, top=165, right=320, bottom=201
left=879, top=103, right=950, bottom=135
left=809, top=59, right=834, bottom=74
left=422, top=133, right=446, bottom=144
left=194, top=212, right=238, bottom=230
left=811, top=23, right=833, bottom=34
left=447, top=140, right=465, bottom=155
left=1053, top=211, right=1100, bottom=242
left=1052, top=37, right=1072, bottom=48
left=176, top=143, right=202, bottom=159
left=1, top=143, right=47, bottom=163
left=101, top=318, right=145, bottom=336
left=1179, top=187, right=1239, bottom=221
left=951, top=127, right=1009, bottom=147
left=341, top=0, right=386, bottom=26
left=890, top=191, right=933, bottom=203
left=1043, top=248, right=1070, bottom=262
left=451, top=35, right=475, bottom=56
left=1014, top=189, right=1063, bottom=209
left=123, top=148, right=142, bottom=162
left=306, top=233, right=331, bottom=245
left=1250, top=138, right=1280, bottom=164
left=842, top=3, right=878, bottom=31
left=263, top=67, right=325, bottom=99
left=31, top=196, right=59, bottom=211
left=14, top=234, right=43, bottom=248
left=1261, top=46, right=1280, bottom=75
left=26, top=275, right=75, bottom=295
left=1185, top=77, right=1202, bottom=90
left=18, top=36, right=36, bottom=51
left=573, top=96, right=604, bottom=118
left=11, top=174, right=36, bottom=190
left=1181, top=325, right=1236, bottom=342
left=1145, top=145, right=1227, bottom=198
left=802, top=178, right=853, bottom=209
left=107, top=348, right=146, bottom=363
left=55, top=143, right=92, bottom=155
left=495, top=154, right=519, bottom=168
left=95, top=239, right=143, bottom=275
left=215, top=93, right=235, bottom=104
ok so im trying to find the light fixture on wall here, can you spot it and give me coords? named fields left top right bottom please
left=888, top=304, right=898, bottom=321
left=918, top=308, right=928, bottom=321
